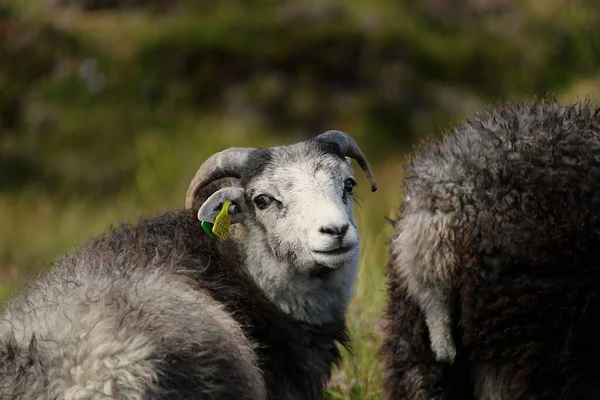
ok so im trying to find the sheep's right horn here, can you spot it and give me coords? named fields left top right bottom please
left=316, top=130, right=378, bottom=192
left=185, top=147, right=255, bottom=209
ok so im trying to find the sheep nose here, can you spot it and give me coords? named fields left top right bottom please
left=319, top=223, right=349, bottom=238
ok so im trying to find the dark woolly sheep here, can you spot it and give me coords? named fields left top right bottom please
left=382, top=101, right=600, bottom=399
left=0, top=131, right=377, bottom=399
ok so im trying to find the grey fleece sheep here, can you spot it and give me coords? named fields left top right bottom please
left=0, top=131, right=377, bottom=399
left=382, top=101, right=600, bottom=399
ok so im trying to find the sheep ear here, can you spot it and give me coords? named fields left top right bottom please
left=197, top=187, right=247, bottom=225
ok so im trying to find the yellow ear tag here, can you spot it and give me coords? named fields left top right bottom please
left=212, top=200, right=232, bottom=240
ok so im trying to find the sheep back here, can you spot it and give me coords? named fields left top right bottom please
left=384, top=101, right=600, bottom=399
left=1, top=210, right=347, bottom=399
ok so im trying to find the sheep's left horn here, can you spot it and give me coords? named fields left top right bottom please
left=185, top=147, right=255, bottom=209
left=315, top=130, right=378, bottom=192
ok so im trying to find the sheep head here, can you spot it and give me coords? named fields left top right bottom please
left=186, top=131, right=377, bottom=324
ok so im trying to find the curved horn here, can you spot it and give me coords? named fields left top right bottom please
left=185, top=147, right=255, bottom=209
left=315, top=130, right=378, bottom=192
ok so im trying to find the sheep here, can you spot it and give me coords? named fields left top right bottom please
left=382, top=101, right=600, bottom=399
left=0, top=130, right=377, bottom=400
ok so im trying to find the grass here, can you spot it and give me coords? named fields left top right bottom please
left=0, top=283, right=15, bottom=302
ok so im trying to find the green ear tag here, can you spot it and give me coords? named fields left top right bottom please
left=212, top=200, right=232, bottom=240
left=200, top=220, right=217, bottom=239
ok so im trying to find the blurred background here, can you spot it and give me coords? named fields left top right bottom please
left=1, top=0, right=599, bottom=398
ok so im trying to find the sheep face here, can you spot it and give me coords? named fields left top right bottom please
left=250, top=143, right=359, bottom=267
left=197, top=138, right=372, bottom=324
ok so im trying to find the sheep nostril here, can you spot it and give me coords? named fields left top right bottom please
left=319, top=223, right=349, bottom=238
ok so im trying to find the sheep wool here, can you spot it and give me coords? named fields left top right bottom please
left=0, top=131, right=377, bottom=400
left=383, top=101, right=600, bottom=399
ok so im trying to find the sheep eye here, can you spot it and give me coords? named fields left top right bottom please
left=253, top=194, right=273, bottom=210
left=344, top=178, right=356, bottom=194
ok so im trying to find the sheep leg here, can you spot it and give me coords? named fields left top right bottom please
left=417, top=288, right=456, bottom=363
left=382, top=265, right=449, bottom=400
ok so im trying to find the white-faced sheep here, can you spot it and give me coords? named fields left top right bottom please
left=0, top=131, right=377, bottom=400
left=382, top=101, right=600, bottom=399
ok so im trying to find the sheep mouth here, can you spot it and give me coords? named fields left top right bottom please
left=309, top=245, right=357, bottom=278
left=312, top=246, right=354, bottom=256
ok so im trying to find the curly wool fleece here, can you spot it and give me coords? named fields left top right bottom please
left=383, top=101, right=600, bottom=399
